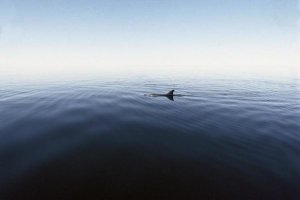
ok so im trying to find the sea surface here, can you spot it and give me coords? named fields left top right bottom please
left=0, top=67, right=299, bottom=199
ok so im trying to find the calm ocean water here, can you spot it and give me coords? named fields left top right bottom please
left=0, top=67, right=299, bottom=199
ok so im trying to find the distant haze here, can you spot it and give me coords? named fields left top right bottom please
left=0, top=0, right=299, bottom=72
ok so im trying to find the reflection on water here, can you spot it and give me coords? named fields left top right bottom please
left=0, top=67, right=299, bottom=199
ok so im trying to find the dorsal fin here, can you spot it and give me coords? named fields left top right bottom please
left=167, top=90, right=175, bottom=95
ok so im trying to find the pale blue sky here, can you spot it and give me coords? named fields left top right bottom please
left=0, top=0, right=299, bottom=70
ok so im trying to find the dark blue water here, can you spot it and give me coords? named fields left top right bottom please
left=0, top=68, right=299, bottom=199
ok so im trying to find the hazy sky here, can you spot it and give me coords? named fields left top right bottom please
left=0, top=0, right=299, bottom=70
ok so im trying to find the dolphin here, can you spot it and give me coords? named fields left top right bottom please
left=149, top=90, right=175, bottom=101
left=150, top=90, right=175, bottom=97
left=146, top=89, right=191, bottom=101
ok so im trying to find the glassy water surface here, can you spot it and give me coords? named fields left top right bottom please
left=0, top=67, right=299, bottom=199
